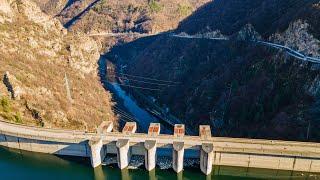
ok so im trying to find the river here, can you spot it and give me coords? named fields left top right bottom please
left=98, top=56, right=171, bottom=134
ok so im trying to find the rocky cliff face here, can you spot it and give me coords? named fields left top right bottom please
left=177, top=0, right=320, bottom=36
left=107, top=0, right=320, bottom=141
left=30, top=0, right=210, bottom=53
left=33, top=0, right=210, bottom=34
left=0, top=0, right=116, bottom=131
left=271, top=20, right=320, bottom=58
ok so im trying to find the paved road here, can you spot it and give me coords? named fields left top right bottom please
left=88, top=32, right=159, bottom=37
left=90, top=32, right=320, bottom=64
left=172, top=34, right=320, bottom=63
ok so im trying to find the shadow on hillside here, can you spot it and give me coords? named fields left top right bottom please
left=57, top=0, right=75, bottom=16
left=99, top=0, right=320, bottom=142
left=176, top=0, right=320, bottom=38
left=64, top=0, right=101, bottom=28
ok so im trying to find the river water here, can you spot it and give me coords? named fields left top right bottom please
left=110, top=83, right=170, bottom=134
left=98, top=56, right=171, bottom=134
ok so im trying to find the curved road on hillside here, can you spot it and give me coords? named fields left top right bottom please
left=94, top=32, right=320, bottom=62
left=88, top=32, right=159, bottom=37
left=172, top=34, right=320, bottom=63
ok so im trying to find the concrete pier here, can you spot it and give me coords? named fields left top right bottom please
left=199, top=125, right=214, bottom=175
left=116, top=139, right=130, bottom=169
left=116, top=122, right=137, bottom=169
left=200, top=143, right=214, bottom=175
left=173, top=141, right=185, bottom=173
left=144, top=123, right=160, bottom=171
left=144, top=140, right=157, bottom=171
left=172, top=124, right=185, bottom=173
left=88, top=138, right=104, bottom=168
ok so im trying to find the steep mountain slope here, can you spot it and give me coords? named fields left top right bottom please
left=33, top=0, right=210, bottom=34
left=177, top=0, right=320, bottom=39
left=107, top=0, right=320, bottom=141
left=0, top=0, right=116, bottom=131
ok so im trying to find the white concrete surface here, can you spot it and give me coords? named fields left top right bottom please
left=1, top=119, right=320, bottom=174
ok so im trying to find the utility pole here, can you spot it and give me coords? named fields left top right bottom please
left=64, top=73, right=73, bottom=104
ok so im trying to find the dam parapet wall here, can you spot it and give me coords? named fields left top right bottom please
left=0, top=119, right=320, bottom=175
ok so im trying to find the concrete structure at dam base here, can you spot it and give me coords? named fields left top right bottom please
left=0, top=119, right=320, bottom=175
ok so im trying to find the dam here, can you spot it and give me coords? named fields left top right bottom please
left=0, top=119, right=320, bottom=175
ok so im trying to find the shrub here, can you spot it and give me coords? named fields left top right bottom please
left=0, top=97, right=11, bottom=113
left=93, top=0, right=107, bottom=12
left=149, top=0, right=162, bottom=13
left=14, top=112, right=22, bottom=124
left=177, top=4, right=192, bottom=16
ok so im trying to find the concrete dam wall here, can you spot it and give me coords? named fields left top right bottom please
left=0, top=119, right=320, bottom=175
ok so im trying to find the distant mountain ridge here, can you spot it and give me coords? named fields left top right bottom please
left=32, top=0, right=210, bottom=34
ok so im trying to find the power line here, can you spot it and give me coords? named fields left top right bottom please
left=113, top=108, right=135, bottom=120
left=113, top=106, right=138, bottom=121
left=115, top=113, right=135, bottom=122
left=113, top=109, right=136, bottom=122
left=116, top=72, right=181, bottom=84
left=113, top=106, right=137, bottom=119
left=115, top=74, right=177, bottom=86
left=110, top=75, right=178, bottom=86
left=115, top=83, right=162, bottom=91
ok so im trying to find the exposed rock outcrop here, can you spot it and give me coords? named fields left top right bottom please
left=236, top=24, right=262, bottom=41
left=0, top=0, right=13, bottom=23
left=196, top=30, right=226, bottom=39
left=3, top=72, right=25, bottom=100
left=271, top=20, right=320, bottom=58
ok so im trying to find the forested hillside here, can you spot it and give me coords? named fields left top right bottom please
left=107, top=0, right=320, bottom=141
